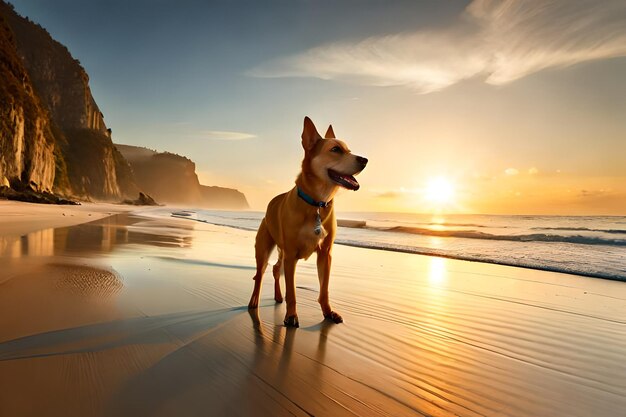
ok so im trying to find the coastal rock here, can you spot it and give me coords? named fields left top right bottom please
left=122, top=192, right=158, bottom=206
left=0, top=185, right=79, bottom=205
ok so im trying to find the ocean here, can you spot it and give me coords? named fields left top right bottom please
left=171, top=210, right=626, bottom=281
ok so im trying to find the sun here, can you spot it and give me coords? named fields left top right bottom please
left=423, top=177, right=455, bottom=205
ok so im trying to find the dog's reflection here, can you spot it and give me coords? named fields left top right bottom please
left=247, top=306, right=333, bottom=374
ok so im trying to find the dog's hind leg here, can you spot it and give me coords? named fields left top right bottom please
left=248, top=219, right=275, bottom=309
left=272, top=248, right=284, bottom=303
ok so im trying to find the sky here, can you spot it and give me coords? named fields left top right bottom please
left=10, top=0, right=626, bottom=214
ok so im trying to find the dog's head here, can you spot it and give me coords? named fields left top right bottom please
left=300, top=117, right=367, bottom=191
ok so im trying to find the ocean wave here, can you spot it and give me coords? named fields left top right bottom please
left=334, top=239, right=626, bottom=282
left=176, top=212, right=626, bottom=246
left=531, top=227, right=626, bottom=234
left=172, top=214, right=258, bottom=232
left=365, top=218, right=491, bottom=228
left=345, top=225, right=626, bottom=246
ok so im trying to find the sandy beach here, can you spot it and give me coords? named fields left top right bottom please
left=0, top=200, right=136, bottom=238
left=1, top=204, right=625, bottom=417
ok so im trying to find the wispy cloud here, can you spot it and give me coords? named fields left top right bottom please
left=504, top=168, right=519, bottom=176
left=250, top=0, right=626, bottom=93
left=196, top=130, right=257, bottom=141
left=377, top=191, right=402, bottom=199
left=579, top=188, right=614, bottom=198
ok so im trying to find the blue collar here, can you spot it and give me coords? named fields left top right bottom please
left=297, top=187, right=330, bottom=208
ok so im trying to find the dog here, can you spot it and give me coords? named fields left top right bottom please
left=247, top=117, right=367, bottom=327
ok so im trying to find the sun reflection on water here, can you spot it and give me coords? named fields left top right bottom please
left=428, top=256, right=447, bottom=285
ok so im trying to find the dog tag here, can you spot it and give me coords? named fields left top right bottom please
left=314, top=209, right=322, bottom=235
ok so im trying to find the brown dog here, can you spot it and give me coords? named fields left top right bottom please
left=247, top=117, right=367, bottom=327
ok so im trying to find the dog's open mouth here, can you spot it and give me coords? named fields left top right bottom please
left=328, top=169, right=360, bottom=191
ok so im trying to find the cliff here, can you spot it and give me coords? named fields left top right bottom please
left=0, top=8, right=56, bottom=192
left=116, top=144, right=249, bottom=209
left=199, top=185, right=250, bottom=209
left=117, top=145, right=201, bottom=204
left=1, top=1, right=245, bottom=207
left=0, top=1, right=137, bottom=199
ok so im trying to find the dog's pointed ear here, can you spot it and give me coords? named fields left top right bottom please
left=301, top=116, right=322, bottom=151
left=324, top=125, right=335, bottom=139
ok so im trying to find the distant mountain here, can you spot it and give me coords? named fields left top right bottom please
left=116, top=144, right=249, bottom=209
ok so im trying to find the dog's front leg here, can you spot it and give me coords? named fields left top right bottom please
left=283, top=254, right=299, bottom=327
left=317, top=247, right=343, bottom=323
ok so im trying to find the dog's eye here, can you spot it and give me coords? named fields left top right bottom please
left=330, top=146, right=343, bottom=153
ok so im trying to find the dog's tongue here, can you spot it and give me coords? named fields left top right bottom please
left=329, top=169, right=360, bottom=191
left=339, top=174, right=359, bottom=190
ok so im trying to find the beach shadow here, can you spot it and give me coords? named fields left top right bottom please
left=0, top=306, right=246, bottom=361
left=153, top=255, right=256, bottom=270
left=108, top=306, right=300, bottom=416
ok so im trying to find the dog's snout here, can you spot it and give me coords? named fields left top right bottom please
left=356, top=156, right=368, bottom=168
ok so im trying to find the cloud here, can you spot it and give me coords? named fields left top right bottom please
left=579, top=188, right=613, bottom=198
left=504, top=168, right=519, bottom=176
left=528, top=167, right=539, bottom=175
left=377, top=191, right=402, bottom=199
left=250, top=0, right=626, bottom=93
left=197, top=130, right=256, bottom=141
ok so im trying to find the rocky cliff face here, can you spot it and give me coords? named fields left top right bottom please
left=6, top=11, right=106, bottom=133
left=0, top=9, right=57, bottom=192
left=0, top=1, right=136, bottom=199
left=116, top=144, right=249, bottom=209
left=121, top=147, right=202, bottom=204
left=1, top=1, right=245, bottom=206
left=199, top=185, right=249, bottom=209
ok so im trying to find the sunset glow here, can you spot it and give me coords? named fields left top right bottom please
left=424, top=177, right=456, bottom=206
left=9, top=0, right=624, bottom=215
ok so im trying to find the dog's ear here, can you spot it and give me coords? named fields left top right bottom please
left=301, top=116, right=322, bottom=151
left=324, top=125, right=335, bottom=139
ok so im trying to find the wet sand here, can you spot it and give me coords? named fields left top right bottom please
left=0, top=200, right=134, bottom=237
left=1, top=209, right=625, bottom=416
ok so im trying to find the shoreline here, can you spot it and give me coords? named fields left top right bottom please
left=2, top=200, right=620, bottom=283
left=170, top=211, right=626, bottom=283
left=335, top=240, right=626, bottom=282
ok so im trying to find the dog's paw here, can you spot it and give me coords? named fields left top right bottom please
left=274, top=295, right=284, bottom=303
left=248, top=295, right=259, bottom=310
left=284, top=314, right=299, bottom=328
left=324, top=311, right=343, bottom=324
